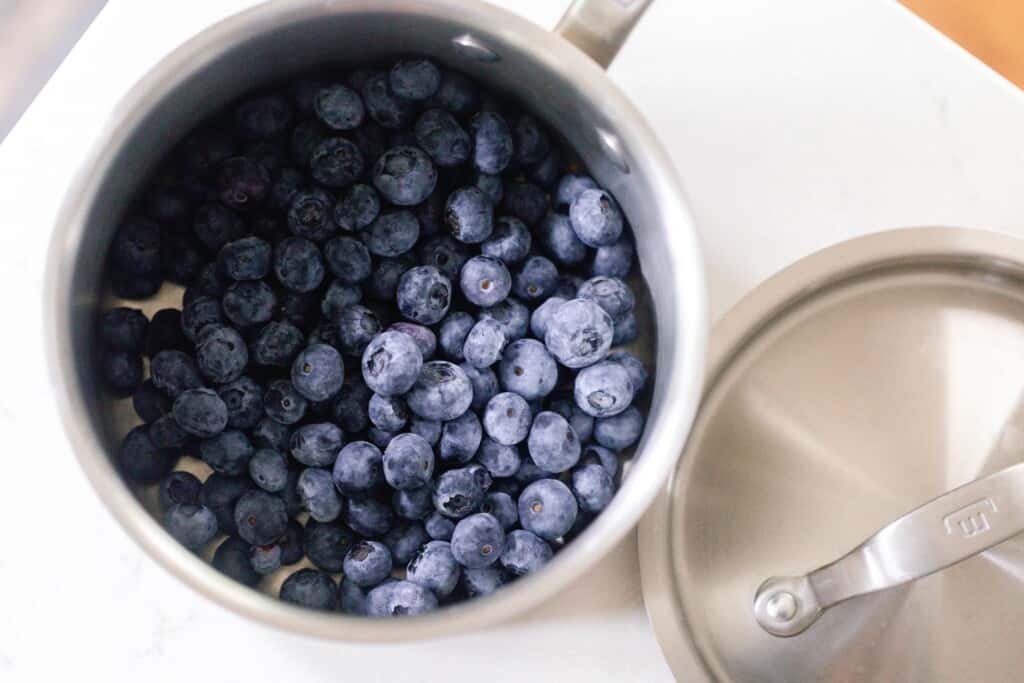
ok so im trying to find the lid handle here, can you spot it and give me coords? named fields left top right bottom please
left=754, top=461, right=1024, bottom=636
left=555, top=0, right=655, bottom=69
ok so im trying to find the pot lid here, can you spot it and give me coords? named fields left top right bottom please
left=639, top=228, right=1024, bottom=682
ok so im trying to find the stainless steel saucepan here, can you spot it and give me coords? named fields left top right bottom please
left=44, top=0, right=707, bottom=640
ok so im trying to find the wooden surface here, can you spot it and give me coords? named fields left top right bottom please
left=902, top=0, right=1024, bottom=88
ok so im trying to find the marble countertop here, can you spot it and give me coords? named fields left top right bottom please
left=3, top=1, right=1023, bottom=681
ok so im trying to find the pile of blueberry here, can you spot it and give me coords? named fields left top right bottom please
left=98, top=57, right=649, bottom=616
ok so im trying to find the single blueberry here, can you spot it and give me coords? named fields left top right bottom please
left=414, top=109, right=470, bottom=167
left=159, top=471, right=202, bottom=510
left=361, top=72, right=416, bottom=129
left=344, top=540, right=394, bottom=588
left=518, top=478, right=578, bottom=541
left=574, top=360, right=635, bottom=418
left=539, top=212, right=588, bottom=267
left=593, top=406, right=645, bottom=450
left=460, top=567, right=506, bottom=597
left=425, top=69, right=480, bottom=116
left=366, top=580, right=438, bottom=617
left=335, top=305, right=382, bottom=356
left=199, top=429, right=254, bottom=476
left=425, top=511, right=455, bottom=541
left=527, top=411, right=581, bottom=473
left=529, top=297, right=566, bottom=341
left=450, top=513, right=505, bottom=569
left=463, top=318, right=507, bottom=369
left=460, top=255, right=512, bottom=308
left=544, top=298, right=613, bottom=369
left=393, top=485, right=434, bottom=520
left=346, top=496, right=395, bottom=538
left=445, top=186, right=494, bottom=244
left=433, top=466, right=486, bottom=520
left=100, top=351, right=143, bottom=396
left=396, top=266, right=451, bottom=325
left=372, top=146, right=437, bottom=206
left=218, top=157, right=270, bottom=211
left=298, top=467, right=343, bottom=522
left=222, top=280, right=276, bottom=328
left=577, top=276, right=635, bottom=319
left=612, top=311, right=639, bottom=346
left=291, top=344, right=344, bottom=401
left=249, top=448, right=289, bottom=492
left=274, top=237, right=325, bottom=293
left=591, top=235, right=635, bottom=278
left=322, top=236, right=372, bottom=284
left=333, top=183, right=380, bottom=232
left=569, top=188, right=624, bottom=247
left=481, top=216, right=531, bottom=266
left=418, top=234, right=471, bottom=281
left=339, top=579, right=368, bottom=616
left=512, top=114, right=551, bottom=166
left=263, top=379, right=308, bottom=425
left=407, top=540, right=460, bottom=597
left=500, top=529, right=553, bottom=576
left=333, top=441, right=384, bottom=496
left=361, top=330, right=423, bottom=396
left=470, top=111, right=513, bottom=174
left=382, top=522, right=430, bottom=565
left=438, top=312, right=474, bottom=362
left=287, top=188, right=336, bottom=242
left=234, top=489, right=288, bottom=546
left=250, top=543, right=283, bottom=575
left=118, top=425, right=178, bottom=484
left=363, top=210, right=421, bottom=257
left=99, top=307, right=148, bottom=352
left=310, top=137, right=364, bottom=188
left=216, top=376, right=264, bottom=430
left=389, top=58, right=441, bottom=100
left=477, top=297, right=530, bottom=342
left=481, top=492, right=518, bottom=531
left=498, top=338, right=558, bottom=401
left=195, top=323, right=248, bottom=383
left=440, top=410, right=483, bottom=465
left=368, top=393, right=409, bottom=432
left=111, top=217, right=162, bottom=276
left=406, top=361, right=473, bottom=421
left=477, top=437, right=522, bottom=478
left=172, top=388, right=228, bottom=438
left=251, top=320, right=304, bottom=367
left=482, top=392, right=532, bottom=446
left=382, top=433, right=434, bottom=491
left=513, top=255, right=558, bottom=302
left=290, top=422, right=345, bottom=467
left=304, top=519, right=358, bottom=572
left=218, top=236, right=272, bottom=281
left=281, top=569, right=338, bottom=611
left=314, top=84, right=365, bottom=130
left=572, top=463, right=615, bottom=513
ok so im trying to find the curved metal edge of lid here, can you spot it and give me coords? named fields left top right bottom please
left=638, top=226, right=1024, bottom=683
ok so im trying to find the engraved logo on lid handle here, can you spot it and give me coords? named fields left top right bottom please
left=943, top=498, right=997, bottom=538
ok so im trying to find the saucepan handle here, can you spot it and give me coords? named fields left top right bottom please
left=555, top=0, right=655, bottom=69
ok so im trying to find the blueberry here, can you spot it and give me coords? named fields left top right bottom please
left=527, top=411, right=581, bottom=473
left=366, top=580, right=438, bottom=617
left=344, top=540, right=393, bottom=588
left=570, top=188, right=623, bottom=247
left=346, top=496, right=394, bottom=537
left=481, top=216, right=531, bottom=266
left=281, top=569, right=338, bottom=611
left=145, top=308, right=190, bottom=357
left=513, top=255, right=558, bottom=302
left=400, top=421, right=437, bottom=450
left=451, top=365, right=496, bottom=417
left=250, top=543, right=283, bottom=575
left=529, top=149, right=561, bottom=188
left=390, top=58, right=441, bottom=100
left=501, top=529, right=553, bottom=577
left=249, top=448, right=289, bottom=492
left=234, top=489, right=288, bottom=545
left=339, top=579, right=368, bottom=615
left=544, top=298, right=613, bottom=369
left=218, top=157, right=270, bottom=211
left=321, top=237, right=371, bottom=284
left=512, top=114, right=550, bottom=166
left=407, top=541, right=460, bottom=597
left=481, top=492, right=518, bottom=530
left=159, top=471, right=202, bottom=509
left=111, top=217, right=162, bottom=276
left=269, top=167, right=304, bottom=211
left=310, top=137, right=364, bottom=188
left=580, top=443, right=619, bottom=478
left=287, top=188, right=335, bottom=242
left=388, top=322, right=436, bottom=358
left=425, top=511, right=455, bottom=541
left=502, top=181, right=547, bottom=227
left=195, top=323, right=247, bottom=383
left=439, top=410, right=483, bottom=465
left=360, top=330, right=422, bottom=396
left=290, top=422, right=345, bottom=467
left=571, top=463, right=615, bottom=513
left=218, top=236, right=272, bottom=281
left=498, top=339, right=558, bottom=401
left=460, top=567, right=506, bottom=597
left=373, top=146, right=437, bottom=206
left=213, top=536, right=260, bottom=587
left=463, top=319, right=507, bottom=369
left=193, top=203, right=244, bottom=252
left=199, top=430, right=253, bottom=477
left=274, top=237, right=325, bottom=293
left=445, top=187, right=494, bottom=244
left=591, top=235, right=635, bottom=278
left=593, top=406, right=644, bottom=450
left=382, top=522, right=430, bottom=565
left=298, top=467, right=343, bottom=522
left=304, top=519, right=358, bottom=572
left=361, top=72, right=416, bottom=129
left=518, top=478, right=578, bottom=541
left=418, top=234, right=471, bottom=281
left=552, top=274, right=584, bottom=300
left=150, top=350, right=203, bottom=399
left=251, top=320, right=304, bottom=367
left=460, top=256, right=511, bottom=308
left=235, top=94, right=292, bottom=139
left=477, top=297, right=530, bottom=342
left=180, top=296, right=222, bottom=346
left=222, top=281, right=276, bottom=327
left=391, top=485, right=433, bottom=521
left=363, top=210, right=420, bottom=257
left=333, top=441, right=384, bottom=496
left=574, top=360, right=634, bottom=418
left=172, top=388, right=227, bottom=438
left=216, top=376, right=263, bottom=429
left=315, top=282, right=358, bottom=322
left=450, top=513, right=505, bottom=568
left=99, top=307, right=148, bottom=352
left=100, top=351, right=143, bottom=396
left=470, top=111, right=513, bottom=174
left=367, top=393, right=407, bottom=432
left=333, top=183, right=380, bottom=232
left=149, top=414, right=190, bottom=449
left=382, top=433, right=434, bottom=491
left=278, top=519, right=305, bottom=565
left=396, top=266, right=451, bottom=325
left=201, top=474, right=254, bottom=534
left=577, top=276, right=635, bottom=319
left=482, top=392, right=532, bottom=446
left=438, top=312, right=474, bottom=362
left=263, top=379, right=308, bottom=425
left=335, top=305, right=382, bottom=356
left=118, top=425, right=177, bottom=484
left=477, top=437, right=521, bottom=478
left=314, top=84, right=365, bottom=130
left=475, top=173, right=504, bottom=205
left=366, top=254, right=415, bottom=302
left=529, top=297, right=565, bottom=341
left=195, top=262, right=231, bottom=300
left=433, top=466, right=486, bottom=519
left=554, top=173, right=598, bottom=210
left=550, top=397, right=595, bottom=444
left=415, top=109, right=470, bottom=167
left=539, top=212, right=587, bottom=267
left=607, top=351, right=649, bottom=393
left=291, top=344, right=344, bottom=401
left=406, top=361, right=473, bottom=421
left=426, top=69, right=480, bottom=116
left=612, top=311, right=638, bottom=346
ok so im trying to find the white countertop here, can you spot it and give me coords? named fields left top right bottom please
left=2, top=1, right=1023, bottom=681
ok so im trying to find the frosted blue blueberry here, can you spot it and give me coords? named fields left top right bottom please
left=346, top=496, right=395, bottom=538
left=483, top=392, right=532, bottom=446
left=470, top=111, right=513, bottom=174
left=593, top=406, right=645, bottom=450
left=477, top=297, right=530, bottom=342
left=406, top=541, right=461, bottom=598
left=460, top=255, right=511, bottom=307
left=500, top=529, right=552, bottom=576
left=332, top=441, right=384, bottom=496
left=461, top=362, right=500, bottom=413
left=414, top=109, right=470, bottom=167
left=163, top=504, right=218, bottom=551
left=361, top=72, right=416, bottom=130
left=530, top=297, right=566, bottom=341
left=383, top=432, right=434, bottom=491
left=513, top=255, right=559, bottom=302
left=591, top=235, right=635, bottom=278
left=333, top=183, right=380, bottom=232
left=392, top=486, right=434, bottom=520
left=389, top=322, right=436, bottom=358
left=249, top=448, right=289, bottom=492
left=518, top=478, right=578, bottom=541
left=363, top=210, right=420, bottom=257
left=463, top=318, right=507, bottom=369
left=323, top=236, right=372, bottom=282
left=481, top=492, right=518, bottom=530
left=569, top=188, right=624, bottom=247
left=368, top=393, right=409, bottom=432
left=298, top=467, right=343, bottom=522
left=409, top=418, right=442, bottom=446
left=581, top=443, right=619, bottom=478
left=389, top=58, right=441, bottom=100
left=451, top=513, right=505, bottom=568
left=572, top=463, right=616, bottom=513
left=396, top=265, right=451, bottom=325
left=477, top=437, right=522, bottom=478
left=607, top=350, right=649, bottom=393
left=361, top=330, right=423, bottom=396
left=527, top=411, right=581, bottom=473
left=343, top=540, right=393, bottom=587
left=406, top=361, right=473, bottom=421
left=290, top=422, right=345, bottom=467
left=498, top=339, right=558, bottom=401
left=195, top=324, right=248, bottom=384
left=280, top=569, right=337, bottom=611
left=481, top=215, right=531, bottom=265
left=218, top=236, right=272, bottom=281
left=313, top=83, right=365, bottom=131
left=460, top=566, right=506, bottom=597
left=372, top=146, right=437, bottom=206
left=577, top=276, right=635, bottom=319
left=173, top=388, right=228, bottom=438
left=433, top=466, right=487, bottom=519
left=440, top=410, right=483, bottom=465
left=544, top=298, right=613, bottom=369
left=291, top=344, right=344, bottom=401
left=445, top=186, right=494, bottom=244
left=439, top=312, right=474, bottom=361
left=574, top=360, right=634, bottom=418
left=554, top=173, right=599, bottom=210
left=612, top=311, right=638, bottom=346
left=538, top=212, right=587, bottom=267
left=366, top=580, right=438, bottom=617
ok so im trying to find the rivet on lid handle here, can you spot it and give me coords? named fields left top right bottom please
left=753, top=461, right=1024, bottom=637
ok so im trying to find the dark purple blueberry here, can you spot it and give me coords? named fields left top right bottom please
left=160, top=232, right=205, bottom=285
left=291, top=118, right=326, bottom=166
left=117, top=425, right=178, bottom=484
left=193, top=202, right=244, bottom=251
left=201, top=474, right=254, bottom=535
left=172, top=388, right=227, bottom=438
left=372, top=146, right=437, bottom=206
left=159, top=470, right=202, bottom=509
left=111, top=217, right=162, bottom=276
left=199, top=429, right=254, bottom=476
left=234, top=490, right=287, bottom=546
left=149, top=414, right=190, bottom=449
left=475, top=172, right=504, bottom=205
left=310, top=137, right=364, bottom=188
left=181, top=294, right=223, bottom=342
left=251, top=320, right=304, bottom=367
left=439, top=410, right=483, bottom=465
left=248, top=448, right=289, bottom=492
left=291, top=343, right=344, bottom=401
left=250, top=543, right=283, bottom=575
left=513, top=255, right=558, bottom=302
left=195, top=323, right=248, bottom=383
left=263, top=379, right=308, bottom=425
left=333, top=440, right=384, bottom=496
left=333, top=183, right=380, bottom=232
left=290, top=422, right=345, bottom=467
left=213, top=536, right=260, bottom=587
left=502, top=181, right=547, bottom=227
left=414, top=109, right=470, bottom=167
left=335, top=304, right=382, bottom=356
left=445, top=186, right=494, bottom=244
left=99, top=307, right=148, bottom=352
left=218, top=236, right=272, bottom=281
left=361, top=329, right=423, bottom=396
left=298, top=467, right=343, bottom=523
left=163, top=503, right=218, bottom=550
left=417, top=234, right=470, bottom=281
left=396, top=265, right=451, bottom=325
left=269, top=167, right=304, bottom=211
left=218, top=157, right=270, bottom=211
left=278, top=519, right=305, bottom=565
left=133, top=380, right=171, bottom=423
left=383, top=433, right=434, bottom=491
left=346, top=496, right=394, bottom=538
left=363, top=210, right=420, bottom=257
left=323, top=236, right=372, bottom=283
left=287, top=188, right=336, bottom=242
left=304, top=519, right=358, bottom=572
left=366, top=254, right=415, bottom=302
left=361, top=72, right=417, bottom=129
left=470, top=111, right=513, bottom=174
left=99, top=350, right=143, bottom=396
left=150, top=350, right=202, bottom=399
left=274, top=237, right=325, bottom=293
left=389, top=58, right=441, bottom=100
left=314, top=84, right=365, bottom=131
left=426, top=69, right=479, bottom=116
left=406, top=361, right=473, bottom=422
left=281, top=569, right=338, bottom=611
